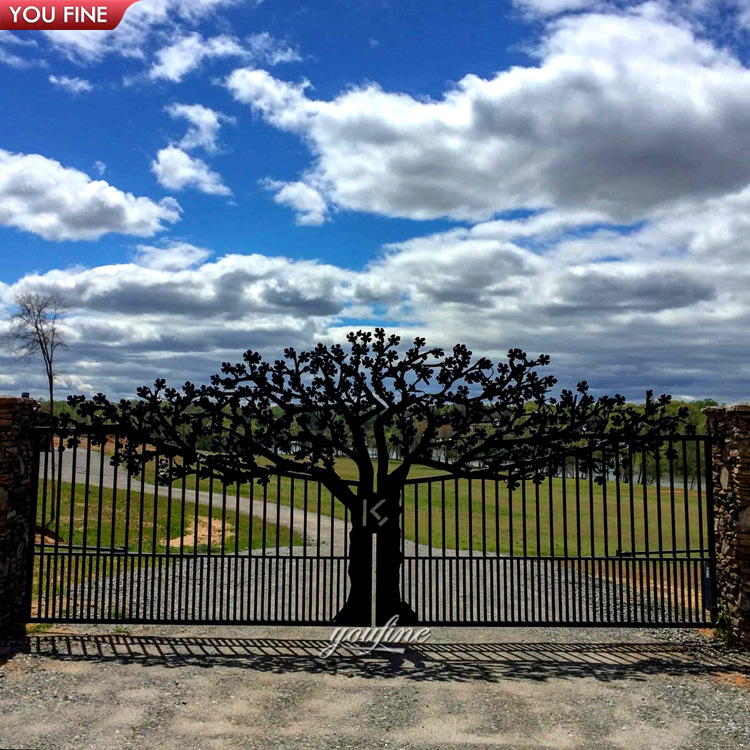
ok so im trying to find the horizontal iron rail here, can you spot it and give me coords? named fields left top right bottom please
left=24, top=616, right=711, bottom=628
left=34, top=549, right=349, bottom=560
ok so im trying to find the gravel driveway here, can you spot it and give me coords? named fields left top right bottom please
left=1, top=624, right=749, bottom=750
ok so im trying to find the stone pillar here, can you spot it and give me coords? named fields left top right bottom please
left=0, top=397, right=39, bottom=637
left=705, top=405, right=750, bottom=646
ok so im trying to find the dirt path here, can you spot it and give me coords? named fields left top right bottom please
left=1, top=624, right=749, bottom=750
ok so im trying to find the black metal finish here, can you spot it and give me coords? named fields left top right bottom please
left=28, top=427, right=352, bottom=625
left=399, top=435, right=716, bottom=626
left=28, top=429, right=716, bottom=627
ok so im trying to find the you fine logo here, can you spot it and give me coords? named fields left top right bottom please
left=320, top=616, right=432, bottom=658
left=0, top=0, right=141, bottom=30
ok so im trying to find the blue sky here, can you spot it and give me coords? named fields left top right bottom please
left=0, top=0, right=530, bottom=277
left=2, top=0, right=750, bottom=401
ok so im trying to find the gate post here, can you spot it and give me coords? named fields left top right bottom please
left=0, top=396, right=39, bottom=637
left=705, top=405, right=750, bottom=646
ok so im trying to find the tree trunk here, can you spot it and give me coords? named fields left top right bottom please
left=332, top=493, right=418, bottom=626
left=375, top=513, right=417, bottom=625
left=332, top=519, right=373, bottom=625
left=47, top=374, right=56, bottom=528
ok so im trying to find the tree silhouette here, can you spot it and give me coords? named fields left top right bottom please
left=64, top=329, right=691, bottom=624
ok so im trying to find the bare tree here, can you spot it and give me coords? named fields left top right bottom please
left=2, top=292, right=67, bottom=530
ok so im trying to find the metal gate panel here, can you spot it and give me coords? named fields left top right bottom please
left=29, top=429, right=717, bottom=628
left=29, top=428, right=352, bottom=625
left=399, top=435, right=716, bottom=626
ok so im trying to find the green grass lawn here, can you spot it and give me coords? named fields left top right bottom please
left=130, top=454, right=707, bottom=558
left=31, top=480, right=302, bottom=609
left=36, top=481, right=300, bottom=555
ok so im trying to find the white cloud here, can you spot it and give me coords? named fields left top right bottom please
left=49, top=74, right=93, bottom=93
left=348, top=215, right=749, bottom=400
left=227, top=6, right=750, bottom=224
left=0, top=150, right=181, bottom=241
left=134, top=241, right=212, bottom=271
left=4, top=200, right=750, bottom=401
left=264, top=180, right=328, bottom=225
left=149, top=33, right=247, bottom=82
left=246, top=32, right=301, bottom=65
left=152, top=146, right=231, bottom=195
left=93, top=160, right=107, bottom=176
left=511, top=0, right=598, bottom=15
left=0, top=34, right=44, bottom=68
left=227, top=68, right=312, bottom=130
left=165, top=102, right=235, bottom=152
left=148, top=31, right=300, bottom=83
left=0, top=252, right=353, bottom=398
left=0, top=47, right=29, bottom=68
left=43, top=0, right=259, bottom=63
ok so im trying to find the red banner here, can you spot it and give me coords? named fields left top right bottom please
left=0, top=0, right=141, bottom=30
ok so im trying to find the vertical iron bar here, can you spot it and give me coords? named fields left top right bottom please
left=682, top=440, right=692, bottom=620
left=315, top=481, right=321, bottom=622
left=35, top=435, right=49, bottom=619
left=600, top=444, right=609, bottom=624
left=534, top=478, right=541, bottom=621
left=548, top=458, right=555, bottom=622
left=164, top=457, right=174, bottom=620
left=573, top=462, right=588, bottom=622
left=495, top=479, right=501, bottom=624
left=151, top=450, right=160, bottom=622
left=24, top=429, right=41, bottom=622
left=275, top=474, right=281, bottom=621
left=561, top=456, right=569, bottom=622
left=628, top=445, right=636, bottom=623
left=481, top=479, right=487, bottom=622
left=66, top=440, right=79, bottom=620
left=467, top=478, right=474, bottom=621
left=51, top=436, right=64, bottom=620
left=250, top=479, right=257, bottom=621
left=260, top=480, right=268, bottom=620
left=668, top=438, right=677, bottom=623
left=94, top=439, right=105, bottom=619
left=234, top=479, right=240, bottom=622
left=288, top=477, right=294, bottom=622
left=123, top=441, right=134, bottom=618
left=428, top=480, right=433, bottom=623
left=442, top=480, right=447, bottom=623
left=655, top=445, right=665, bottom=623
left=109, top=436, right=120, bottom=620
left=522, top=477, right=529, bottom=622
left=177, top=468, right=187, bottom=622
left=328, top=487, right=334, bottom=622
left=192, top=465, right=200, bottom=621
left=303, top=478, right=309, bottom=621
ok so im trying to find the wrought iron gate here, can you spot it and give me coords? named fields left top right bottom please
left=28, top=429, right=716, bottom=627
left=398, top=435, right=716, bottom=626
left=28, top=427, right=353, bottom=624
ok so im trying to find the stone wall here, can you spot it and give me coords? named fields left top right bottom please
left=705, top=405, right=750, bottom=646
left=0, top=397, right=38, bottom=637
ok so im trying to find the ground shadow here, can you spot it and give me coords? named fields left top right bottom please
left=15, top=634, right=750, bottom=684
left=0, top=636, right=28, bottom=663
